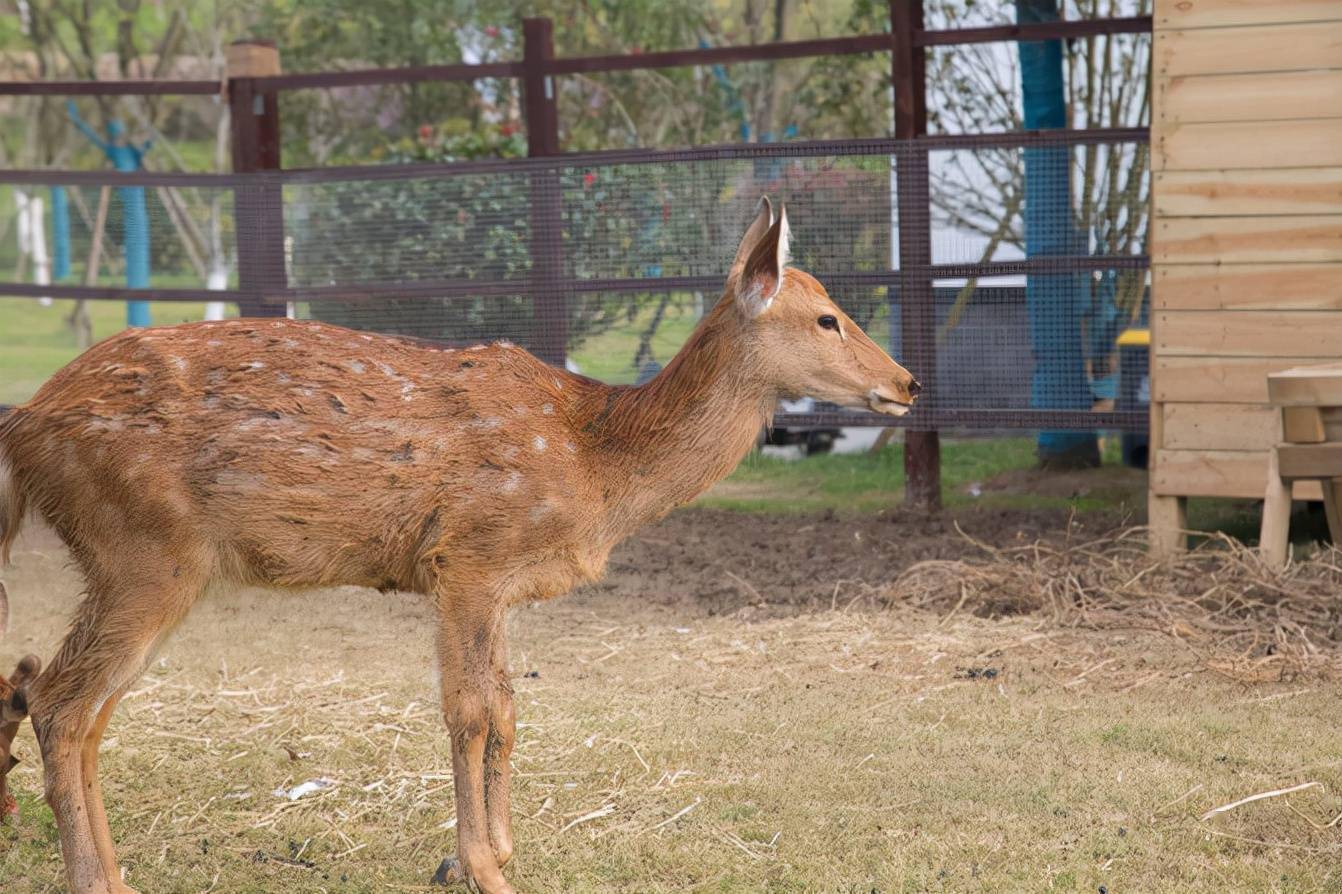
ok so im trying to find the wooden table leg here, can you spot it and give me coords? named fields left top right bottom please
left=1260, top=446, right=1293, bottom=567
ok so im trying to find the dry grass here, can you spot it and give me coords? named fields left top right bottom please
left=1, top=521, right=1342, bottom=892
left=889, top=524, right=1342, bottom=684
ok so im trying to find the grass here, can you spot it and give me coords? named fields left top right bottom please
left=700, top=435, right=1140, bottom=515
left=568, top=302, right=699, bottom=384
left=2, top=527, right=1340, bottom=893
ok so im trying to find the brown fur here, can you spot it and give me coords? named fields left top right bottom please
left=0, top=200, right=916, bottom=894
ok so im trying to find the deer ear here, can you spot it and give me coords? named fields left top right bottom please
left=728, top=196, right=773, bottom=287
left=737, top=204, right=790, bottom=318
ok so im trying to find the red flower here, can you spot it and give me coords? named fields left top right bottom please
left=583, top=172, right=596, bottom=189
left=417, top=124, right=434, bottom=141
left=498, top=122, right=518, bottom=137
left=485, top=25, right=500, bottom=37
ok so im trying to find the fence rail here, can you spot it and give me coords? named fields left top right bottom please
left=0, top=15, right=1151, bottom=97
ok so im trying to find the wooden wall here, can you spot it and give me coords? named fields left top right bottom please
left=1150, top=0, right=1342, bottom=540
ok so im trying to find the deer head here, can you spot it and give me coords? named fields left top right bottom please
left=727, top=197, right=921, bottom=416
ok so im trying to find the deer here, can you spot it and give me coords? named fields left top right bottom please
left=0, top=197, right=919, bottom=894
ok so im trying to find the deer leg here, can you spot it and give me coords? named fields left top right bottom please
left=483, top=639, right=516, bottom=868
left=430, top=600, right=514, bottom=894
left=82, top=687, right=137, bottom=893
left=27, top=556, right=206, bottom=894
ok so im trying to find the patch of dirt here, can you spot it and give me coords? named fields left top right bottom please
left=588, top=505, right=1121, bottom=618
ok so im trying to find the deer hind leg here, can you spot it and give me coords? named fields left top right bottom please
left=430, top=597, right=515, bottom=894
left=27, top=554, right=207, bottom=894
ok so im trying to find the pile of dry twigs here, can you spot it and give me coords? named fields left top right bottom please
left=887, top=526, right=1342, bottom=682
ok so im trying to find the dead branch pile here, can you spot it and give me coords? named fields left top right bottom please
left=886, top=527, right=1342, bottom=681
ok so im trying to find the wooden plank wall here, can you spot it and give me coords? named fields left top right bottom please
left=1151, top=0, right=1342, bottom=512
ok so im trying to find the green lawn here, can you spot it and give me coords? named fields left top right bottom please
left=568, top=301, right=699, bottom=384
left=698, top=435, right=1141, bottom=514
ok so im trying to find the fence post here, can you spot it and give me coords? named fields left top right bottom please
left=522, top=17, right=568, bottom=367
left=227, top=39, right=286, bottom=319
left=890, top=0, right=940, bottom=510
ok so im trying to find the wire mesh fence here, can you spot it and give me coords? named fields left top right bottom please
left=0, top=129, right=1148, bottom=431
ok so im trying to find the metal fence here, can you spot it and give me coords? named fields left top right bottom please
left=0, top=6, right=1152, bottom=507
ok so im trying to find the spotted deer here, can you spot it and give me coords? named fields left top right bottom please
left=0, top=199, right=918, bottom=894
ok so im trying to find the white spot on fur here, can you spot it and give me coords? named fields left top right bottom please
left=206, top=340, right=222, bottom=348
left=478, top=417, right=502, bottom=429
left=469, top=344, right=486, bottom=352
left=529, top=504, right=551, bottom=523
left=497, top=339, right=514, bottom=348
left=542, top=403, right=554, bottom=415
left=533, top=435, right=546, bottom=452
left=564, top=441, right=577, bottom=453
left=347, top=360, right=365, bottom=374
left=376, top=362, right=397, bottom=376
left=502, top=472, right=522, bottom=493
left=248, top=361, right=265, bottom=369
left=360, top=334, right=373, bottom=341
left=169, top=356, right=188, bottom=372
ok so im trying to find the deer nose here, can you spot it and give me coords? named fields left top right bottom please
left=908, top=379, right=922, bottom=398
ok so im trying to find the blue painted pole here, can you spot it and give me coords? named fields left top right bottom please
left=1017, top=0, right=1098, bottom=467
left=67, top=103, right=152, bottom=327
left=51, top=186, right=71, bottom=281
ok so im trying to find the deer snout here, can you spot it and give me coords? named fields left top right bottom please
left=866, top=370, right=920, bottom=417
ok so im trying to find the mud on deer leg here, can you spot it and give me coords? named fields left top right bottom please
left=483, top=661, right=516, bottom=867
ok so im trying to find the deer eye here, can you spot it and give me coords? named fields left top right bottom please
left=817, top=315, right=839, bottom=331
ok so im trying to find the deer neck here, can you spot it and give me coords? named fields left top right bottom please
left=585, top=300, right=774, bottom=534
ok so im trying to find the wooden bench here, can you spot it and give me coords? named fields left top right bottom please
left=1260, top=363, right=1342, bottom=566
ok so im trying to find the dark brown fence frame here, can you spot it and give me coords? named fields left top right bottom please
left=0, top=4, right=1153, bottom=508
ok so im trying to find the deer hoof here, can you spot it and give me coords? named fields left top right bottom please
left=431, top=856, right=467, bottom=887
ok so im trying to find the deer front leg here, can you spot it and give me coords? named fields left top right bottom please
left=430, top=598, right=515, bottom=894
